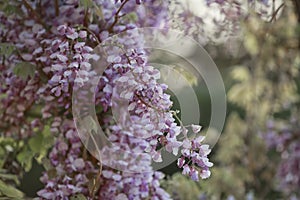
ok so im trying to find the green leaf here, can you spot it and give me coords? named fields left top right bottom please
left=3, top=4, right=17, bottom=15
left=0, top=173, right=20, bottom=185
left=162, top=173, right=201, bottom=200
left=94, top=4, right=104, bottom=19
left=0, top=137, right=18, bottom=168
left=28, top=133, right=43, bottom=153
left=79, top=0, right=93, bottom=9
left=126, top=12, right=138, bottom=22
left=243, top=32, right=259, bottom=55
left=13, top=62, right=36, bottom=80
left=38, top=126, right=53, bottom=162
left=29, top=125, right=53, bottom=163
left=0, top=180, right=24, bottom=199
left=0, top=43, right=15, bottom=56
left=0, top=0, right=20, bottom=16
left=0, top=147, right=5, bottom=168
left=70, top=194, right=87, bottom=200
left=0, top=93, right=7, bottom=100
left=16, top=146, right=34, bottom=172
left=42, top=125, right=51, bottom=138
left=41, top=157, right=52, bottom=171
left=230, top=66, right=250, bottom=82
left=0, top=197, right=16, bottom=200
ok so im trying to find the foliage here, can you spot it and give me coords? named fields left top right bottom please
left=0, top=0, right=211, bottom=199
left=162, top=173, right=202, bottom=200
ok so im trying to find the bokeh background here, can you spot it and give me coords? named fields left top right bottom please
left=161, top=1, right=300, bottom=199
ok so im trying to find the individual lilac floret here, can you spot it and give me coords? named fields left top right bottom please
left=177, top=135, right=213, bottom=181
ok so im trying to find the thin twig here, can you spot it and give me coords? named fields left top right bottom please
left=75, top=25, right=101, bottom=45
left=107, top=0, right=129, bottom=32
left=83, top=8, right=89, bottom=27
left=136, top=94, right=165, bottom=113
left=89, top=129, right=103, bottom=199
left=91, top=163, right=102, bottom=199
left=21, top=0, right=47, bottom=28
left=292, top=0, right=300, bottom=48
left=55, top=0, right=59, bottom=16
left=269, top=3, right=285, bottom=22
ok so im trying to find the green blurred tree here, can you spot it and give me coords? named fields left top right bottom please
left=164, top=1, right=300, bottom=199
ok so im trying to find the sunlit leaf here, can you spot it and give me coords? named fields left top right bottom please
left=243, top=32, right=259, bottom=55
left=93, top=4, right=104, bottom=19
left=230, top=66, right=250, bottom=82
left=70, top=194, right=87, bottom=200
left=0, top=173, right=20, bottom=185
left=79, top=0, right=93, bottom=9
left=0, top=180, right=24, bottom=198
left=29, top=125, right=54, bottom=163
left=162, top=173, right=201, bottom=200
left=28, top=133, right=43, bottom=153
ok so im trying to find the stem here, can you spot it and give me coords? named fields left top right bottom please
left=107, top=0, right=129, bottom=32
left=91, top=164, right=102, bottom=199
left=55, top=0, right=59, bottom=16
left=75, top=25, right=101, bottom=45
left=136, top=94, right=165, bottom=113
left=269, top=3, right=285, bottom=22
left=293, top=0, right=300, bottom=21
left=89, top=130, right=103, bottom=199
left=171, top=110, right=185, bottom=129
left=83, top=8, right=89, bottom=27
left=292, top=0, right=300, bottom=48
left=21, top=0, right=47, bottom=28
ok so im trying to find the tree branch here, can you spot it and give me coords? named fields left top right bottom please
left=21, top=0, right=47, bottom=28
left=269, top=3, right=285, bottom=22
left=107, top=0, right=129, bottom=33
left=55, top=0, right=59, bottom=16
left=292, top=0, right=300, bottom=48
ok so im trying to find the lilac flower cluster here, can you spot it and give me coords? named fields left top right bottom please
left=170, top=0, right=274, bottom=49
left=94, top=27, right=212, bottom=198
left=99, top=170, right=171, bottom=200
left=177, top=126, right=213, bottom=181
left=169, top=0, right=244, bottom=45
left=47, top=25, right=99, bottom=97
left=120, top=0, right=169, bottom=28
left=264, top=118, right=300, bottom=194
left=111, top=63, right=180, bottom=161
left=0, top=0, right=214, bottom=199
left=0, top=4, right=47, bottom=138
left=0, top=70, right=41, bottom=138
left=37, top=119, right=98, bottom=199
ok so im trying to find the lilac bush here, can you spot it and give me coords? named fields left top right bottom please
left=0, top=0, right=214, bottom=199
left=264, top=114, right=300, bottom=195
